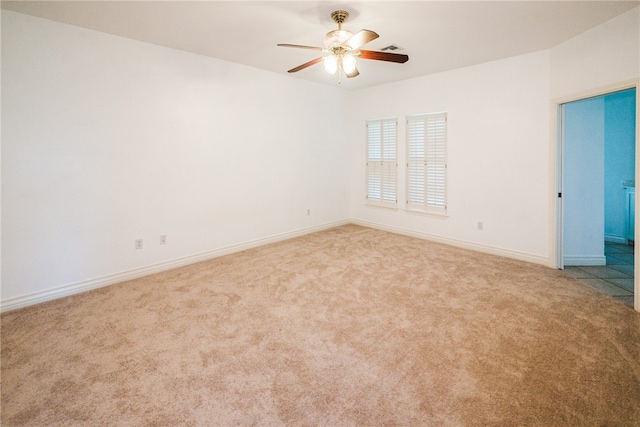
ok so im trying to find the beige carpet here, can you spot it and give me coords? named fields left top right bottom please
left=2, top=224, right=640, bottom=426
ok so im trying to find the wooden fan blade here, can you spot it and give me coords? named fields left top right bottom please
left=277, top=44, right=324, bottom=51
left=342, top=29, right=379, bottom=50
left=345, top=65, right=360, bottom=78
left=358, top=50, right=409, bottom=63
left=287, top=57, right=324, bottom=73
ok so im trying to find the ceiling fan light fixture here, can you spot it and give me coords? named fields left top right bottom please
left=323, top=55, right=338, bottom=74
left=341, top=54, right=357, bottom=74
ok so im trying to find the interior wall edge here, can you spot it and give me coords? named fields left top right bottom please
left=0, top=219, right=350, bottom=313
left=350, top=219, right=551, bottom=267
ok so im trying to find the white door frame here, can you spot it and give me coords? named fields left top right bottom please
left=550, top=79, right=639, bottom=312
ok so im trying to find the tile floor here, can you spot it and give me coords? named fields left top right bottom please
left=563, top=242, right=635, bottom=307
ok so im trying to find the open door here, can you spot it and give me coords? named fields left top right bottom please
left=555, top=86, right=637, bottom=311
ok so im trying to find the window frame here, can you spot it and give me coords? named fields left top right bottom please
left=405, top=112, right=448, bottom=217
left=365, top=118, right=398, bottom=208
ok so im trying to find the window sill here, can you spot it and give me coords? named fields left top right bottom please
left=365, top=203, right=399, bottom=211
left=405, top=208, right=448, bottom=219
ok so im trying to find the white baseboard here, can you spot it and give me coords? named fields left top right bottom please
left=563, top=256, right=607, bottom=266
left=351, top=219, right=550, bottom=266
left=605, top=234, right=628, bottom=244
left=0, top=220, right=350, bottom=313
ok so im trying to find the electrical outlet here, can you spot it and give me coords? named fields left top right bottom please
left=160, top=235, right=167, bottom=245
left=477, top=222, right=484, bottom=231
left=135, top=239, right=143, bottom=250
left=307, top=209, right=311, bottom=216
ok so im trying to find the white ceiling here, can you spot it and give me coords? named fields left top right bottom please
left=2, top=1, right=639, bottom=90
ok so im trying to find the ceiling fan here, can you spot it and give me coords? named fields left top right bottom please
left=277, top=10, right=409, bottom=79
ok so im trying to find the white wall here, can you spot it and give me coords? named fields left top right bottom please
left=1, top=11, right=349, bottom=309
left=347, top=51, right=551, bottom=264
left=550, top=7, right=639, bottom=100
left=562, top=97, right=605, bottom=265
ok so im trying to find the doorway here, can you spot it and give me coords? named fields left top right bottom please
left=557, top=87, right=636, bottom=308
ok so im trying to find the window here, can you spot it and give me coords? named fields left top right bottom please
left=406, top=112, right=447, bottom=216
left=366, top=118, right=398, bottom=207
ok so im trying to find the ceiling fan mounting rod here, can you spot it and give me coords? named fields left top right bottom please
left=331, top=10, right=349, bottom=30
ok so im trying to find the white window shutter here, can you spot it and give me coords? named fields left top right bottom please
left=367, top=118, right=397, bottom=207
left=406, top=113, right=447, bottom=215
